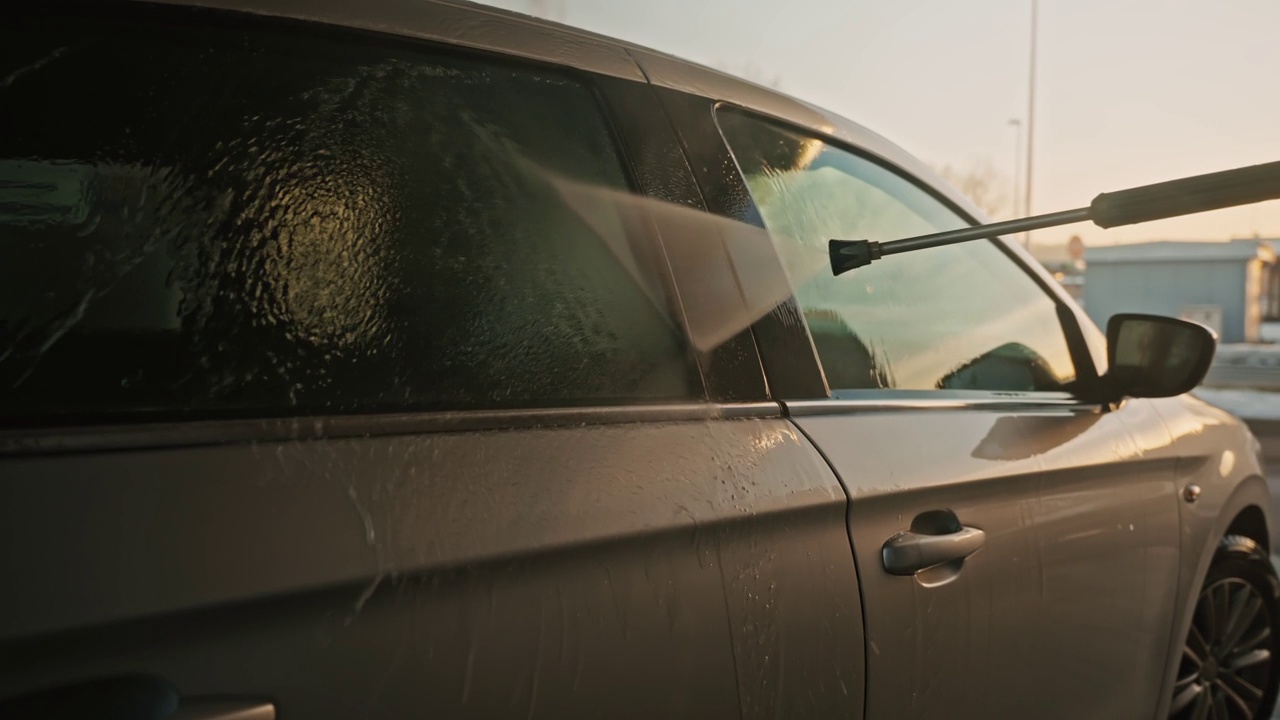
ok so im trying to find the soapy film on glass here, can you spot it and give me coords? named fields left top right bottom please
left=716, top=108, right=1077, bottom=394
left=0, top=11, right=701, bottom=424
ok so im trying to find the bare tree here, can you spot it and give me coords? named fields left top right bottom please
left=526, top=0, right=567, bottom=21
left=933, top=159, right=1012, bottom=220
left=713, top=59, right=782, bottom=89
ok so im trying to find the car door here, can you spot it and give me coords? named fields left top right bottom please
left=706, top=107, right=1185, bottom=719
left=0, top=5, right=863, bottom=719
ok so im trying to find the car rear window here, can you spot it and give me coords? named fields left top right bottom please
left=0, top=6, right=701, bottom=426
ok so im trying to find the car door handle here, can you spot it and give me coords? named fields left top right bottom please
left=882, top=525, right=986, bottom=575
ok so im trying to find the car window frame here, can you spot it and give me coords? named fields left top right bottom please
left=707, top=102, right=1104, bottom=405
left=591, top=78, right=771, bottom=404
left=0, top=3, right=777, bottom=442
left=646, top=87, right=830, bottom=400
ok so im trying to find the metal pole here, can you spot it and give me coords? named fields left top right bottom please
left=1024, top=0, right=1038, bottom=247
left=879, top=207, right=1091, bottom=257
left=1009, top=119, right=1023, bottom=218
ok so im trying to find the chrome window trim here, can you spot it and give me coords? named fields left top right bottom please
left=784, top=395, right=1101, bottom=417
left=0, top=402, right=783, bottom=456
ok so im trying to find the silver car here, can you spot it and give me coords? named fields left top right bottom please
left=1, top=1, right=1276, bottom=719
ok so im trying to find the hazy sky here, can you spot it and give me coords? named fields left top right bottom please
left=478, top=0, right=1280, bottom=247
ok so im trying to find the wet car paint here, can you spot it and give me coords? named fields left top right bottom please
left=0, top=416, right=863, bottom=717
left=790, top=398, right=1183, bottom=718
left=1142, top=395, right=1274, bottom=719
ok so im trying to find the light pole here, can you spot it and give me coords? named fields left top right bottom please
left=1024, top=0, right=1038, bottom=247
left=1009, top=118, right=1023, bottom=221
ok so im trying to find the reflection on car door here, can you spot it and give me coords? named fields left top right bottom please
left=712, top=108, right=1183, bottom=718
left=1, top=416, right=861, bottom=719
left=793, top=400, right=1180, bottom=718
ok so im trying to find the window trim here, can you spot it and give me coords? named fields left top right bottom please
left=710, top=102, right=1103, bottom=402
left=783, top=394, right=1099, bottom=418
left=648, top=88, right=829, bottom=400
left=0, top=402, right=784, bottom=457
left=590, top=77, right=769, bottom=404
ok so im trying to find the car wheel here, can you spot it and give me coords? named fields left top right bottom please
left=1172, top=535, right=1280, bottom=720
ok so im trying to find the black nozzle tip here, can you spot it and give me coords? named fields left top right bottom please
left=829, top=239, right=881, bottom=276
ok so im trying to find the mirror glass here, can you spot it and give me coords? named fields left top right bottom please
left=1107, top=314, right=1216, bottom=398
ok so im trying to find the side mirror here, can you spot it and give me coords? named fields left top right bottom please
left=1103, top=313, right=1217, bottom=400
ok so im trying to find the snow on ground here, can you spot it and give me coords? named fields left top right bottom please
left=1193, top=387, right=1280, bottom=420
left=1200, top=344, right=1280, bottom=394
left=1216, top=343, right=1280, bottom=365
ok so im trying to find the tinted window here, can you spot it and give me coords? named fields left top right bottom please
left=0, top=8, right=700, bottom=424
left=717, top=108, right=1076, bottom=393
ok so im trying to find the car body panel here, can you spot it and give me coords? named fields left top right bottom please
left=1137, top=394, right=1274, bottom=719
left=0, top=414, right=864, bottom=718
left=788, top=398, right=1183, bottom=719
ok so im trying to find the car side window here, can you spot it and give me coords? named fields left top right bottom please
left=716, top=108, right=1076, bottom=394
left=0, top=10, right=701, bottom=425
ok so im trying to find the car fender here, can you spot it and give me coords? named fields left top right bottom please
left=1147, top=394, right=1274, bottom=719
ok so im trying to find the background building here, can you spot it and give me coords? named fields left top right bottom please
left=1084, top=240, right=1277, bottom=343
left=1030, top=235, right=1086, bottom=303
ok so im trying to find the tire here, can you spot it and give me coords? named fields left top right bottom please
left=1171, top=535, right=1280, bottom=720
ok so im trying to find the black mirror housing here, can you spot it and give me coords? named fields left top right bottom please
left=1102, top=313, right=1217, bottom=400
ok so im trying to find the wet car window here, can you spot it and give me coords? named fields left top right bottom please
left=0, top=11, right=700, bottom=425
left=716, top=108, right=1076, bottom=393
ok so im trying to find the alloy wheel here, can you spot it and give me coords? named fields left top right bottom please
left=1172, top=578, right=1274, bottom=719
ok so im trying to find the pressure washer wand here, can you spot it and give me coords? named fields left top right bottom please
left=830, top=159, right=1280, bottom=276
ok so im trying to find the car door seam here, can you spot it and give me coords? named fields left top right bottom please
left=784, top=411, right=870, bottom=720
